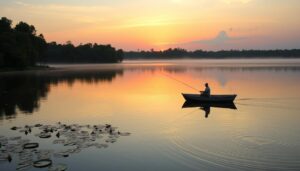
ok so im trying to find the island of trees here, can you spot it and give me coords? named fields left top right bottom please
left=0, top=17, right=124, bottom=69
left=125, top=48, right=300, bottom=59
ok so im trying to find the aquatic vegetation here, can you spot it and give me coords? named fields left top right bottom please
left=0, top=123, right=131, bottom=170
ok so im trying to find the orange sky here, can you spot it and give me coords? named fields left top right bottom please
left=1, top=0, right=300, bottom=50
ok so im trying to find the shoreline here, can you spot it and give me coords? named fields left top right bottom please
left=124, top=56, right=300, bottom=60
left=2, top=58, right=300, bottom=74
left=0, top=65, right=52, bottom=73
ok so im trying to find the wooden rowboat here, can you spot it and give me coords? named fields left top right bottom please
left=182, top=93, right=237, bottom=102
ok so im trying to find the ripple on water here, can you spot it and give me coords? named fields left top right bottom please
left=162, top=123, right=300, bottom=171
left=242, top=136, right=274, bottom=145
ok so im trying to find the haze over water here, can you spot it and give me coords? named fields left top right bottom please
left=1, top=59, right=300, bottom=171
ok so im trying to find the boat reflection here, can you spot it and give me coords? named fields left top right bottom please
left=182, top=101, right=237, bottom=118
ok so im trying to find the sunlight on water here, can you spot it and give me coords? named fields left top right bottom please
left=1, top=59, right=300, bottom=171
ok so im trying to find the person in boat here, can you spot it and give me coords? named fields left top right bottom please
left=200, top=83, right=210, bottom=97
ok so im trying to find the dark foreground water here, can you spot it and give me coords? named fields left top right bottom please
left=1, top=59, right=300, bottom=171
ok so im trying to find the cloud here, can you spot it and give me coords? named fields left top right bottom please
left=162, top=30, right=248, bottom=50
left=193, top=31, right=230, bottom=45
left=188, top=30, right=246, bottom=46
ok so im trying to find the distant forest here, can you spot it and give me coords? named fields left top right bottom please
left=125, top=48, right=300, bottom=59
left=0, top=17, right=123, bottom=69
left=43, top=42, right=123, bottom=64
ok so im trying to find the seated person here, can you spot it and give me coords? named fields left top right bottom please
left=200, top=83, right=210, bottom=97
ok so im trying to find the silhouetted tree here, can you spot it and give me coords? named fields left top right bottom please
left=0, top=17, right=12, bottom=32
left=15, top=22, right=36, bottom=35
left=0, top=17, right=46, bottom=69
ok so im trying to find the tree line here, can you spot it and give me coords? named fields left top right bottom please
left=43, top=41, right=123, bottom=63
left=125, top=48, right=300, bottom=59
left=0, top=17, right=124, bottom=69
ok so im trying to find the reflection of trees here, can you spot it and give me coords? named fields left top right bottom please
left=0, top=76, right=48, bottom=119
left=0, top=69, right=123, bottom=119
left=1, top=64, right=299, bottom=119
left=125, top=65, right=187, bottom=74
left=124, top=65, right=300, bottom=74
left=163, top=66, right=187, bottom=74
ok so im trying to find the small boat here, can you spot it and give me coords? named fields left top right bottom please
left=182, top=93, right=237, bottom=102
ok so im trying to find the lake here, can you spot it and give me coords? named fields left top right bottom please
left=1, top=59, right=300, bottom=171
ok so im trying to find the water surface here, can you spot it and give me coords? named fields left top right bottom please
left=1, top=59, right=300, bottom=171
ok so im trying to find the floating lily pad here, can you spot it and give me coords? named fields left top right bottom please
left=1, top=122, right=131, bottom=170
left=39, top=133, right=51, bottom=139
left=23, top=143, right=39, bottom=149
left=33, top=159, right=52, bottom=168
left=11, top=126, right=21, bottom=130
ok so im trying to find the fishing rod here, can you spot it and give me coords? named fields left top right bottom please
left=160, top=73, right=200, bottom=92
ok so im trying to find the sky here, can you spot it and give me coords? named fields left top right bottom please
left=0, top=0, right=300, bottom=51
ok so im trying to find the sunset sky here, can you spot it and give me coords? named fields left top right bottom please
left=1, top=0, right=300, bottom=50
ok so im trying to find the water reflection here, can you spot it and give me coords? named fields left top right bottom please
left=1, top=60, right=300, bottom=171
left=182, top=101, right=237, bottom=118
left=1, top=61, right=300, bottom=120
left=0, top=75, right=49, bottom=119
left=0, top=69, right=123, bottom=119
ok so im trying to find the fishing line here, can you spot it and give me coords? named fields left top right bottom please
left=160, top=73, right=200, bottom=92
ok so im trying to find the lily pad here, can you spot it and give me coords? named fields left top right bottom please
left=33, top=159, right=52, bottom=168
left=39, top=133, right=51, bottom=139
left=23, top=143, right=39, bottom=149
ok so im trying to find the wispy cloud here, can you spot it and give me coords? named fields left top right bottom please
left=192, top=30, right=246, bottom=45
left=169, top=31, right=246, bottom=47
left=160, top=30, right=248, bottom=50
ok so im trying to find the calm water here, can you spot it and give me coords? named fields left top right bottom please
left=1, top=59, right=300, bottom=171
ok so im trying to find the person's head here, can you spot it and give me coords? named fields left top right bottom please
left=205, top=83, right=209, bottom=87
